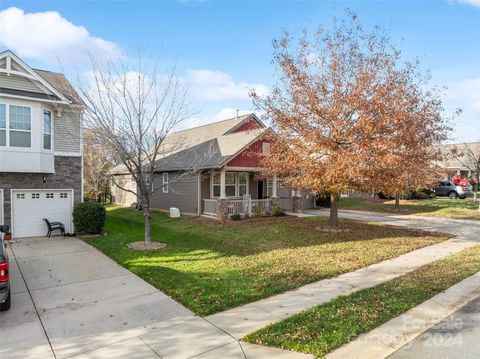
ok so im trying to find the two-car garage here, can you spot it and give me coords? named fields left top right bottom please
left=10, top=189, right=74, bottom=238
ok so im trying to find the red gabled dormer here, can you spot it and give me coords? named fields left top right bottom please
left=224, top=114, right=265, bottom=134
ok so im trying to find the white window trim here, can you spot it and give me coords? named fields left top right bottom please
left=210, top=171, right=250, bottom=199
left=0, top=103, right=33, bottom=149
left=238, top=172, right=249, bottom=197
left=42, top=109, right=54, bottom=151
left=0, top=104, right=5, bottom=147
left=162, top=173, right=169, bottom=193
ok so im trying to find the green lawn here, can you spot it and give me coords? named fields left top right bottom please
left=243, top=245, right=480, bottom=358
left=338, top=197, right=480, bottom=220
left=85, top=206, right=448, bottom=315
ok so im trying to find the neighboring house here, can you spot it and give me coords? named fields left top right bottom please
left=0, top=50, right=83, bottom=238
left=438, top=142, right=480, bottom=179
left=111, top=114, right=314, bottom=218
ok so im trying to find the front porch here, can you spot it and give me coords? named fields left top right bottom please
left=201, top=169, right=303, bottom=219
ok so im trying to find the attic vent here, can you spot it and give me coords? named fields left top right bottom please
left=262, top=142, right=270, bottom=154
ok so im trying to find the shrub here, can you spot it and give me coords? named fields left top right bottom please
left=417, top=188, right=435, bottom=198
left=315, top=194, right=332, bottom=208
left=73, top=202, right=106, bottom=234
left=404, top=190, right=417, bottom=200
left=252, top=204, right=263, bottom=217
left=405, top=188, right=435, bottom=200
left=230, top=213, right=242, bottom=220
left=377, top=192, right=395, bottom=200
left=272, top=203, right=286, bottom=217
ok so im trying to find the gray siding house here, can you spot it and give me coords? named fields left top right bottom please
left=0, top=50, right=83, bottom=238
left=111, top=114, right=315, bottom=219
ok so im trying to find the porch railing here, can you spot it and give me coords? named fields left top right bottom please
left=226, top=199, right=248, bottom=215
left=203, top=199, right=218, bottom=216
left=204, top=198, right=274, bottom=217
left=251, top=199, right=272, bottom=213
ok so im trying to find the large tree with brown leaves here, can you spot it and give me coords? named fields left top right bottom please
left=252, top=13, right=451, bottom=226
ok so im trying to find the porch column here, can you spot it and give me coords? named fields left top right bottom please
left=220, top=169, right=226, bottom=199
left=217, top=169, right=229, bottom=221
left=272, top=174, right=278, bottom=198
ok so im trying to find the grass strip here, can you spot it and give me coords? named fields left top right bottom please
left=243, top=245, right=480, bottom=358
left=338, top=197, right=480, bottom=220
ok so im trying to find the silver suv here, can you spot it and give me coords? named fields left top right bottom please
left=434, top=181, right=474, bottom=199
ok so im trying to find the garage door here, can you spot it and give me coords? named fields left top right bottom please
left=12, top=190, right=73, bottom=238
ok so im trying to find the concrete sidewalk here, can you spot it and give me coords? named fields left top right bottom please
left=0, top=236, right=311, bottom=359
left=207, top=211, right=480, bottom=339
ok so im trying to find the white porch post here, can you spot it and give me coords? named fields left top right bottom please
left=272, top=174, right=278, bottom=198
left=220, top=169, right=226, bottom=199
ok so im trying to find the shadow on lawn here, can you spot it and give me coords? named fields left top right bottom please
left=103, top=206, right=445, bottom=258
left=123, top=261, right=319, bottom=315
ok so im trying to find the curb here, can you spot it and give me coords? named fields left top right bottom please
left=325, top=271, right=480, bottom=359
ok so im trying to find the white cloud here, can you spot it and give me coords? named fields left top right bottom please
left=0, top=7, right=121, bottom=64
left=456, top=0, right=480, bottom=8
left=443, top=78, right=480, bottom=142
left=445, top=78, right=480, bottom=110
left=212, top=107, right=252, bottom=121
left=184, top=107, right=252, bottom=129
left=184, top=69, right=269, bottom=101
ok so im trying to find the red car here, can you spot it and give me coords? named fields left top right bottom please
left=0, top=226, right=11, bottom=311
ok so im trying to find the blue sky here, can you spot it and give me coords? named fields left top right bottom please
left=1, top=0, right=479, bottom=141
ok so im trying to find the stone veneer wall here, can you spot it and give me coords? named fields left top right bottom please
left=0, top=156, right=82, bottom=227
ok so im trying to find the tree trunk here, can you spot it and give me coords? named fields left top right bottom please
left=394, top=193, right=400, bottom=212
left=329, top=194, right=338, bottom=227
left=474, top=181, right=478, bottom=203
left=143, top=206, right=152, bottom=243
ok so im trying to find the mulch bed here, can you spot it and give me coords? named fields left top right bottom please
left=127, top=241, right=167, bottom=251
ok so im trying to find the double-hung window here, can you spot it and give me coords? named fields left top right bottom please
left=212, top=172, right=249, bottom=198
left=9, top=105, right=31, bottom=148
left=225, top=172, right=236, bottom=197
left=162, top=173, right=169, bottom=193
left=238, top=173, right=248, bottom=196
left=212, top=172, right=221, bottom=197
left=0, top=104, right=5, bottom=146
left=43, top=110, right=52, bottom=150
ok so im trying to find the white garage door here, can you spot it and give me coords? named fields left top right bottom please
left=12, top=190, right=73, bottom=238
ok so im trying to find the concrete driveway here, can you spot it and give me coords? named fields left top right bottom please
left=0, top=237, right=306, bottom=359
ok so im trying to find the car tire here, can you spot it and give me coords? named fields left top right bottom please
left=448, top=191, right=458, bottom=199
left=0, top=288, right=11, bottom=311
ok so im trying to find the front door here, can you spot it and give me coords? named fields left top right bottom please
left=257, top=180, right=264, bottom=199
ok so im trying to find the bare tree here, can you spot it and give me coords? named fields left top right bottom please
left=79, top=52, right=194, bottom=244
left=83, top=129, right=113, bottom=202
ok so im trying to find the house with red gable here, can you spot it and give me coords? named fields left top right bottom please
left=111, top=113, right=315, bottom=219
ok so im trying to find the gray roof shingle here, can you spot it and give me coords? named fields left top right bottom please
left=111, top=114, right=267, bottom=174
